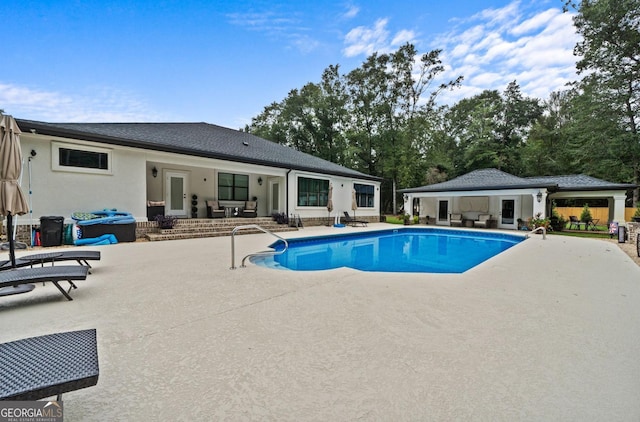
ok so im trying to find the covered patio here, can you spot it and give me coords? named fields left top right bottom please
left=400, top=169, right=634, bottom=230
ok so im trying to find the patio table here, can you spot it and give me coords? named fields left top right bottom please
left=587, top=219, right=600, bottom=230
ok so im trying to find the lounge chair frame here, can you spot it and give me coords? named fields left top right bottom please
left=343, top=212, right=368, bottom=227
left=0, top=329, right=99, bottom=401
left=1, top=250, right=100, bottom=273
left=0, top=266, right=89, bottom=300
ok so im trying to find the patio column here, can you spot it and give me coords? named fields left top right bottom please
left=403, top=194, right=412, bottom=217
left=612, top=194, right=626, bottom=222
left=532, top=190, right=547, bottom=218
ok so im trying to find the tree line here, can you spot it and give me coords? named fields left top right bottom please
left=246, top=0, right=638, bottom=213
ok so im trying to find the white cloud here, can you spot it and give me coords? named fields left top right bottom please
left=343, top=18, right=391, bottom=57
left=343, top=5, right=360, bottom=19
left=342, top=18, right=417, bottom=58
left=431, top=1, right=581, bottom=105
left=0, top=83, right=164, bottom=122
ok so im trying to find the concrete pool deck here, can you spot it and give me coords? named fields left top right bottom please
left=1, top=224, right=639, bottom=421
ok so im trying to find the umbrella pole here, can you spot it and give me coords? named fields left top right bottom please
left=7, top=214, right=15, bottom=267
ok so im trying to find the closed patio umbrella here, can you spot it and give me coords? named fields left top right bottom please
left=327, top=183, right=334, bottom=225
left=0, top=115, right=30, bottom=273
left=351, top=188, right=358, bottom=219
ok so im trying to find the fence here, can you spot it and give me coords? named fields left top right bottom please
left=555, top=207, right=637, bottom=223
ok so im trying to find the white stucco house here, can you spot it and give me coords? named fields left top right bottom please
left=14, top=119, right=381, bottom=225
left=399, top=168, right=634, bottom=230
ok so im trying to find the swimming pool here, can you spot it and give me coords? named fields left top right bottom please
left=252, top=228, right=525, bottom=273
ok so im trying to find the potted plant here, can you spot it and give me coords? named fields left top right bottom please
left=155, top=214, right=177, bottom=229
left=633, top=204, right=640, bottom=222
left=527, top=213, right=550, bottom=231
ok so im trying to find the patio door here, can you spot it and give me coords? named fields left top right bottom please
left=269, top=180, right=281, bottom=214
left=437, top=199, right=450, bottom=225
left=165, top=170, right=188, bottom=217
left=498, top=197, right=518, bottom=229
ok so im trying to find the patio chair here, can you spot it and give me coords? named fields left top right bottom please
left=569, top=216, right=582, bottom=230
left=0, top=329, right=99, bottom=401
left=0, top=266, right=89, bottom=301
left=343, top=212, right=367, bottom=227
left=242, top=201, right=257, bottom=218
left=206, top=200, right=225, bottom=218
left=450, top=213, right=463, bottom=227
left=474, top=214, right=491, bottom=228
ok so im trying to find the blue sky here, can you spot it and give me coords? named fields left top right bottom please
left=1, top=0, right=579, bottom=129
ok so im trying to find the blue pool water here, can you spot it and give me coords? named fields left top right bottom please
left=252, top=228, right=525, bottom=273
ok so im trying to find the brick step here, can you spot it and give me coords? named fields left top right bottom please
left=145, top=221, right=298, bottom=242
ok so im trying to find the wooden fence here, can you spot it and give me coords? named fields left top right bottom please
left=555, top=207, right=636, bottom=222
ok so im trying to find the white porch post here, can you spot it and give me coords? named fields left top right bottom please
left=532, top=190, right=547, bottom=218
left=612, top=194, right=627, bottom=222
left=404, top=194, right=412, bottom=217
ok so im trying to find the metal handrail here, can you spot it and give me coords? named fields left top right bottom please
left=230, top=224, right=289, bottom=269
left=525, top=226, right=547, bottom=239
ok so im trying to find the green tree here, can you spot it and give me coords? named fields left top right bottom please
left=564, top=0, right=640, bottom=203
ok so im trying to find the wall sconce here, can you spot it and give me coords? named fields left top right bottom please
left=152, top=166, right=158, bottom=178
left=258, top=177, right=263, bottom=186
left=403, top=194, right=408, bottom=202
left=536, top=191, right=542, bottom=203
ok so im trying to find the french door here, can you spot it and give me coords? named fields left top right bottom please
left=498, top=197, right=518, bottom=230
left=165, top=170, right=188, bottom=217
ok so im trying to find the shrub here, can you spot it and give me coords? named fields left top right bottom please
left=580, top=204, right=593, bottom=223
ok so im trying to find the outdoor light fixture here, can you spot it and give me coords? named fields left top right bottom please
left=258, top=177, right=263, bottom=185
left=152, top=166, right=158, bottom=178
left=536, top=191, right=542, bottom=203
left=403, top=194, right=408, bottom=202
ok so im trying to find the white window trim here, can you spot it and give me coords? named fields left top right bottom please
left=52, top=142, right=113, bottom=175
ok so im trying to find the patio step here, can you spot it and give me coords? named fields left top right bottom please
left=144, top=217, right=298, bottom=242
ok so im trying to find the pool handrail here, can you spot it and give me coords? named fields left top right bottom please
left=230, top=224, right=289, bottom=269
left=525, top=226, right=547, bottom=239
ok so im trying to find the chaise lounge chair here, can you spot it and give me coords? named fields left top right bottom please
left=0, top=266, right=89, bottom=301
left=343, top=212, right=368, bottom=227
left=450, top=213, right=463, bottom=227
left=0, top=329, right=99, bottom=401
left=0, top=250, right=101, bottom=273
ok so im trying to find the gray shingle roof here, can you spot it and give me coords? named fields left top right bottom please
left=400, top=168, right=634, bottom=193
left=16, top=120, right=380, bottom=181
left=525, top=174, right=635, bottom=191
left=400, top=169, right=554, bottom=193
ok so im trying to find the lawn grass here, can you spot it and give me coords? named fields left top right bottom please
left=551, top=230, right=612, bottom=239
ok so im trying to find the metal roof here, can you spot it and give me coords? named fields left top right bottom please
left=16, top=119, right=381, bottom=181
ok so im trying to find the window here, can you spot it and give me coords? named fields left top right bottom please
left=298, top=177, right=328, bottom=207
left=52, top=142, right=112, bottom=174
left=218, top=173, right=248, bottom=201
left=354, top=183, right=375, bottom=208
